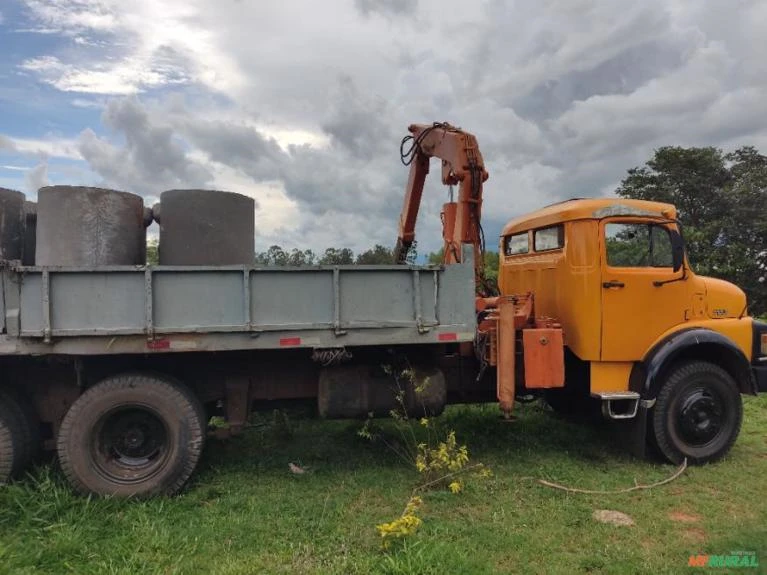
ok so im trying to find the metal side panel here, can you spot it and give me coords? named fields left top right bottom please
left=3, top=268, right=20, bottom=337
left=339, top=269, right=418, bottom=327
left=22, top=272, right=146, bottom=335
left=436, top=246, right=477, bottom=328
left=9, top=245, right=477, bottom=352
left=19, top=273, right=43, bottom=334
left=251, top=270, right=334, bottom=328
left=154, top=271, right=244, bottom=330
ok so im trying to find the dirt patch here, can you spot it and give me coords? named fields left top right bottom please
left=592, top=509, right=634, bottom=526
left=668, top=510, right=701, bottom=523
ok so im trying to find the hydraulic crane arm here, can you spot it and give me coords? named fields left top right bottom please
left=394, top=122, right=489, bottom=292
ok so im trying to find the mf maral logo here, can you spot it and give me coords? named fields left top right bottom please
left=688, top=551, right=758, bottom=568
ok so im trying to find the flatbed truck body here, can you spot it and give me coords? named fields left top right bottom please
left=0, top=249, right=475, bottom=356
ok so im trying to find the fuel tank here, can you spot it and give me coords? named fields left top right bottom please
left=318, top=364, right=446, bottom=418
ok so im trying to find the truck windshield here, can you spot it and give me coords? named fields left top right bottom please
left=606, top=223, right=674, bottom=267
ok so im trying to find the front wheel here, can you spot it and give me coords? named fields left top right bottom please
left=650, top=361, right=742, bottom=465
left=57, top=373, right=206, bottom=497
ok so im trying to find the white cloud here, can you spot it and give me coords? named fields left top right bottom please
left=19, top=54, right=189, bottom=95
left=0, top=135, right=17, bottom=151
left=25, top=161, right=49, bottom=192
left=70, top=97, right=106, bottom=109
left=20, top=0, right=244, bottom=94
left=4, top=135, right=82, bottom=160
left=23, top=0, right=118, bottom=33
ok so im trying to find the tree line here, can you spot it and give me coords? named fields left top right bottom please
left=253, top=243, right=413, bottom=266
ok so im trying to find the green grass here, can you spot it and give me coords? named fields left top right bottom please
left=1, top=397, right=766, bottom=575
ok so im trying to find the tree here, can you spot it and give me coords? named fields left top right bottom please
left=356, top=244, right=395, bottom=265
left=319, top=247, right=354, bottom=265
left=254, top=246, right=317, bottom=266
left=617, top=146, right=767, bottom=315
left=255, top=245, right=289, bottom=266
left=287, top=248, right=316, bottom=266
left=427, top=248, right=444, bottom=265
left=616, top=146, right=731, bottom=274
left=146, top=238, right=159, bottom=265
left=719, top=147, right=767, bottom=315
left=483, top=251, right=499, bottom=285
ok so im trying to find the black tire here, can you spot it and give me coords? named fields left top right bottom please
left=0, top=401, right=20, bottom=484
left=57, top=373, right=205, bottom=497
left=651, top=361, right=742, bottom=465
left=0, top=388, right=37, bottom=481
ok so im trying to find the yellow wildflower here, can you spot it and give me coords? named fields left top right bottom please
left=376, top=496, right=424, bottom=548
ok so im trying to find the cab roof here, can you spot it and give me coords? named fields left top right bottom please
left=500, top=198, right=677, bottom=236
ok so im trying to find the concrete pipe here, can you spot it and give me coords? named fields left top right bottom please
left=0, top=188, right=26, bottom=262
left=156, top=189, right=255, bottom=265
left=36, top=186, right=147, bottom=266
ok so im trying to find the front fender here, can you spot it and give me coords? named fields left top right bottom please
left=633, top=328, right=754, bottom=398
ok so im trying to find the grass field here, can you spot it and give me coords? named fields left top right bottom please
left=0, top=396, right=765, bottom=575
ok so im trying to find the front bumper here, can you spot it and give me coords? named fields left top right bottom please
left=752, top=319, right=767, bottom=392
left=753, top=366, right=767, bottom=393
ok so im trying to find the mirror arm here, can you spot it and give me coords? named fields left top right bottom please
left=653, top=223, right=686, bottom=287
left=653, top=265, right=687, bottom=287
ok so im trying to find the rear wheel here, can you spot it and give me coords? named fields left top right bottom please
left=57, top=373, right=205, bottom=497
left=0, top=402, right=19, bottom=484
left=650, top=361, right=742, bottom=464
left=0, top=389, right=38, bottom=483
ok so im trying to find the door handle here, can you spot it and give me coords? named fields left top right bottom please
left=602, top=280, right=625, bottom=289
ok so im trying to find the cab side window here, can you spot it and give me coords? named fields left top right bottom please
left=505, top=233, right=529, bottom=255
left=606, top=223, right=673, bottom=267
left=534, top=225, right=564, bottom=251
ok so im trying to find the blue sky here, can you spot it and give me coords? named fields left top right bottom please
left=1, top=0, right=766, bottom=253
left=1, top=3, right=86, bottom=181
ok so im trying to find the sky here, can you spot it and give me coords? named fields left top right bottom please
left=1, top=0, right=766, bottom=255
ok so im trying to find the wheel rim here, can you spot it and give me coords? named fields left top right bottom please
left=92, top=406, right=170, bottom=484
left=675, top=387, right=724, bottom=447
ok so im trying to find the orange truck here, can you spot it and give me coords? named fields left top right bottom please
left=0, top=122, right=764, bottom=497
left=396, top=122, right=767, bottom=466
left=497, top=198, right=766, bottom=463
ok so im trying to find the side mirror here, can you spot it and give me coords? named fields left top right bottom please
left=670, top=229, right=684, bottom=273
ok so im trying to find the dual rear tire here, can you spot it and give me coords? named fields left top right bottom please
left=0, top=388, right=39, bottom=485
left=57, top=373, right=206, bottom=497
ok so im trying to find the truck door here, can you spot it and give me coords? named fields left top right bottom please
left=600, top=220, right=689, bottom=361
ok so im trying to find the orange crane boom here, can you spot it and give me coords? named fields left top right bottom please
left=394, top=122, right=490, bottom=293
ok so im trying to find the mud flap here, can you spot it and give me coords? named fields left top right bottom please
left=612, top=405, right=648, bottom=459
